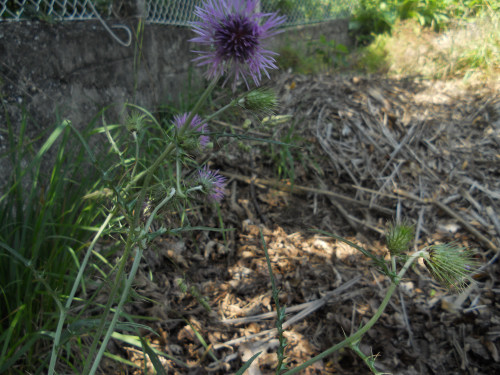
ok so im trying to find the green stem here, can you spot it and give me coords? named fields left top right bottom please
left=124, top=77, right=219, bottom=192
left=350, top=343, right=384, bottom=375
left=82, top=224, right=136, bottom=374
left=49, top=211, right=115, bottom=375
left=89, top=246, right=144, bottom=375
left=131, top=131, right=139, bottom=179
left=260, top=230, right=287, bottom=373
left=283, top=250, right=425, bottom=375
left=204, top=98, right=238, bottom=123
left=176, top=158, right=186, bottom=199
left=83, top=77, right=218, bottom=373
left=185, top=185, right=203, bottom=194
left=144, top=188, right=176, bottom=233
left=103, top=116, right=123, bottom=160
left=180, top=78, right=219, bottom=138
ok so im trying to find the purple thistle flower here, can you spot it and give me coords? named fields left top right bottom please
left=174, top=112, right=210, bottom=148
left=197, top=165, right=227, bottom=203
left=190, top=0, right=286, bottom=90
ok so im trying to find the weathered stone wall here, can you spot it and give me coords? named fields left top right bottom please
left=0, top=16, right=349, bottom=183
left=0, top=18, right=348, bottom=136
left=0, top=20, right=198, bottom=136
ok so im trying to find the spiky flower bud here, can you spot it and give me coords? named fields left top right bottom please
left=174, top=112, right=210, bottom=151
left=238, top=88, right=278, bottom=116
left=126, top=111, right=148, bottom=133
left=422, top=243, right=476, bottom=291
left=385, top=221, right=414, bottom=255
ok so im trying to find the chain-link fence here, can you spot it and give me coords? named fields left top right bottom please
left=146, top=0, right=355, bottom=26
left=0, top=0, right=97, bottom=21
left=1, top=0, right=355, bottom=26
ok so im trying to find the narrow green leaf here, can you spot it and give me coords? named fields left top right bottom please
left=111, top=332, right=189, bottom=368
left=235, top=352, right=262, bottom=375
left=185, top=320, right=218, bottom=362
left=139, top=336, right=168, bottom=375
left=103, top=351, right=140, bottom=368
left=0, top=119, right=70, bottom=204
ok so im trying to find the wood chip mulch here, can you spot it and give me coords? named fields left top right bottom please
left=104, top=73, right=500, bottom=375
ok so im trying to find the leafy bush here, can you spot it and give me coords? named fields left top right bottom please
left=350, top=0, right=496, bottom=44
left=356, top=10, right=499, bottom=80
left=349, top=0, right=398, bottom=44
left=278, top=35, right=349, bottom=74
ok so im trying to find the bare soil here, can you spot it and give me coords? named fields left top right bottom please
left=101, top=71, right=500, bottom=375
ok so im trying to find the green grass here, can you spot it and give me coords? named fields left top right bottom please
left=355, top=9, right=499, bottom=82
left=349, top=0, right=498, bottom=45
left=269, top=122, right=303, bottom=184
left=277, top=36, right=350, bottom=74
left=0, top=107, right=107, bottom=373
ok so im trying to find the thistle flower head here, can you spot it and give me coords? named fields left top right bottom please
left=197, top=165, right=227, bottom=203
left=423, top=243, right=477, bottom=291
left=190, top=0, right=286, bottom=90
left=174, top=112, right=210, bottom=149
left=385, top=220, right=414, bottom=256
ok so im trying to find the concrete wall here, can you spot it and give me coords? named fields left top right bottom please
left=0, top=17, right=348, bottom=186
left=0, top=18, right=349, bottom=140
left=0, top=19, right=196, bottom=137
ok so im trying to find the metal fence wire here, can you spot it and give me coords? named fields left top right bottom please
left=0, top=0, right=355, bottom=26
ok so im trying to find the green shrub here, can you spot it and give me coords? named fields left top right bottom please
left=349, top=0, right=495, bottom=44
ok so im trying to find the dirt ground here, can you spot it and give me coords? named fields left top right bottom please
left=97, top=70, right=500, bottom=375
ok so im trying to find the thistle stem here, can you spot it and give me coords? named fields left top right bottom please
left=144, top=188, right=176, bottom=233
left=124, top=77, right=219, bottom=192
left=89, top=246, right=144, bottom=375
left=283, top=250, right=425, bottom=375
left=204, top=98, right=238, bottom=123
left=82, top=218, right=136, bottom=374
left=83, top=78, right=219, bottom=373
left=176, top=158, right=186, bottom=199
left=88, top=190, right=176, bottom=374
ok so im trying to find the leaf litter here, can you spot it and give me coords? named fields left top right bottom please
left=100, top=72, right=500, bottom=374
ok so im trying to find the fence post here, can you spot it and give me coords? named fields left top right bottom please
left=135, top=0, right=146, bottom=19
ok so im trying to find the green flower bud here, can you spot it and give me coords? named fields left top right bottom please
left=174, top=112, right=210, bottom=152
left=423, top=243, right=477, bottom=291
left=238, top=88, right=278, bottom=116
left=126, top=111, right=147, bottom=133
left=385, top=221, right=414, bottom=255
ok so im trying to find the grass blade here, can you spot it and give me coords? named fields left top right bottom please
left=139, top=336, right=168, bottom=375
left=235, top=352, right=262, bottom=375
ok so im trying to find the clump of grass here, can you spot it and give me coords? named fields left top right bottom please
left=0, top=109, right=107, bottom=372
left=269, top=122, right=303, bottom=184
left=355, top=33, right=391, bottom=73
left=277, top=36, right=349, bottom=74
left=355, top=11, right=499, bottom=83
left=277, top=45, right=319, bottom=74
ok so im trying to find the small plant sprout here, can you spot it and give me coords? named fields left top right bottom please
left=293, top=226, right=479, bottom=375
left=190, top=0, right=286, bottom=89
